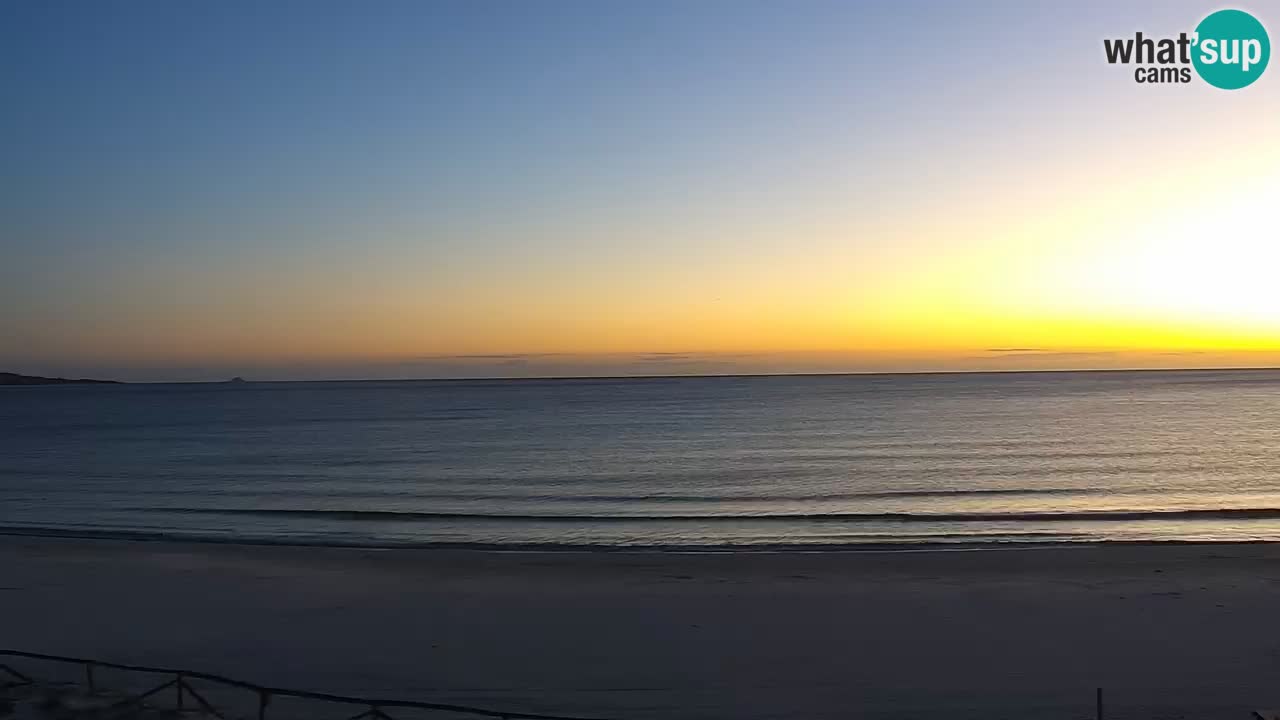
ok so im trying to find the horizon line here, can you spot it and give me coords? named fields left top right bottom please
left=35, top=364, right=1280, bottom=385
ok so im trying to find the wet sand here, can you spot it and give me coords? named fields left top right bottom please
left=3, top=537, right=1280, bottom=719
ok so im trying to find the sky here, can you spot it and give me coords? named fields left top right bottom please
left=2, top=0, right=1278, bottom=381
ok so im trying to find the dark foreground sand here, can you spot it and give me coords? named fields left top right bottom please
left=3, top=538, right=1280, bottom=720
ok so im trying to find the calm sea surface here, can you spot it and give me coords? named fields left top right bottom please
left=3, top=370, right=1280, bottom=549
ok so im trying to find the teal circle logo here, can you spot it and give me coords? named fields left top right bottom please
left=1192, top=9, right=1270, bottom=89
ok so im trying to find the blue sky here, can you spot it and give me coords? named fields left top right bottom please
left=3, top=1, right=1277, bottom=380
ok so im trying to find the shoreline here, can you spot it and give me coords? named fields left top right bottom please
left=5, top=535, right=1280, bottom=719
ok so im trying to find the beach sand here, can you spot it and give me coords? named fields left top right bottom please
left=3, top=538, right=1280, bottom=720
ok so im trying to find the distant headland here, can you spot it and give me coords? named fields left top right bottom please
left=0, top=372, right=123, bottom=386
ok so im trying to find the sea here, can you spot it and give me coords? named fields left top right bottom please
left=3, top=369, right=1280, bottom=550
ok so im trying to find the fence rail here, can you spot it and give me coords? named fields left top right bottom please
left=0, top=649, right=618, bottom=720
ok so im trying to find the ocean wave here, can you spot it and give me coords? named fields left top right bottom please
left=0, top=485, right=1225, bottom=504
left=391, top=486, right=1118, bottom=503
left=133, top=507, right=1280, bottom=523
left=0, top=523, right=1272, bottom=551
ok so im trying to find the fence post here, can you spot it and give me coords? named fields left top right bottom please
left=0, top=651, right=612, bottom=720
left=1095, top=687, right=1103, bottom=720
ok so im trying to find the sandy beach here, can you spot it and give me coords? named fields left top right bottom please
left=2, top=538, right=1279, bottom=719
